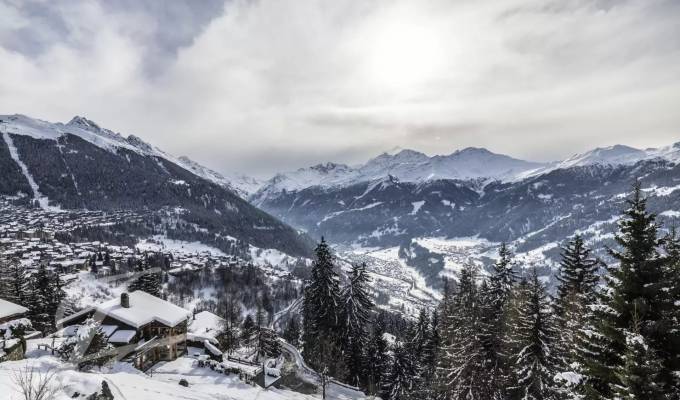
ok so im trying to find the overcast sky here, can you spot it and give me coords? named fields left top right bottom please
left=1, top=0, right=678, bottom=178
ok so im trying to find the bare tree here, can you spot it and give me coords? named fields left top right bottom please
left=11, top=365, right=62, bottom=400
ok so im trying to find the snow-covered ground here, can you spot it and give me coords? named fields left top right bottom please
left=137, top=235, right=227, bottom=257
left=0, top=338, right=367, bottom=400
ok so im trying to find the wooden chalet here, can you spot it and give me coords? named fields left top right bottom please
left=59, top=291, right=191, bottom=371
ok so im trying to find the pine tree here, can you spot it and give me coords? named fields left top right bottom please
left=340, top=263, right=373, bottom=387
left=552, top=235, right=600, bottom=396
left=436, top=265, right=494, bottom=400
left=612, top=309, right=665, bottom=398
left=0, top=258, right=29, bottom=306
left=365, top=314, right=390, bottom=397
left=282, top=315, right=301, bottom=347
left=241, top=315, right=256, bottom=346
left=302, top=238, right=342, bottom=370
left=582, top=183, right=674, bottom=397
left=489, top=242, right=519, bottom=307
left=507, top=269, right=559, bottom=400
left=128, top=272, right=161, bottom=297
left=416, top=310, right=440, bottom=399
left=383, top=343, right=414, bottom=400
left=481, top=243, right=519, bottom=397
left=27, top=264, right=61, bottom=335
left=661, top=227, right=680, bottom=393
left=256, top=327, right=281, bottom=359
left=555, top=235, right=600, bottom=312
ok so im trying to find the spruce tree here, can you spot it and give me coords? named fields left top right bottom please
left=340, top=263, right=374, bottom=387
left=416, top=310, right=440, bottom=399
left=128, top=272, right=161, bottom=297
left=383, top=343, right=413, bottom=400
left=482, top=243, right=519, bottom=397
left=612, top=310, right=665, bottom=398
left=507, top=269, right=559, bottom=400
left=28, top=264, right=60, bottom=335
left=552, top=235, right=600, bottom=396
left=282, top=316, right=301, bottom=347
left=365, top=314, right=390, bottom=397
left=582, top=183, right=674, bottom=397
left=302, top=238, right=341, bottom=370
left=0, top=258, right=29, bottom=306
left=436, top=265, right=493, bottom=400
left=661, top=227, right=680, bottom=393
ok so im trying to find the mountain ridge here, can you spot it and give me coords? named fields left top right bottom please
left=0, top=114, right=312, bottom=257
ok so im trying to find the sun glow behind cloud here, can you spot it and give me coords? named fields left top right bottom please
left=362, top=18, right=446, bottom=95
left=0, top=0, right=679, bottom=176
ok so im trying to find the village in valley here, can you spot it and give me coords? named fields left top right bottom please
left=0, top=196, right=361, bottom=400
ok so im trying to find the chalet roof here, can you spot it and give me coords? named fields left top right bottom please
left=108, top=329, right=136, bottom=344
left=94, top=291, right=190, bottom=329
left=0, top=298, right=28, bottom=319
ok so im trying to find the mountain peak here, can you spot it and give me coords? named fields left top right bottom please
left=67, top=115, right=101, bottom=131
left=451, top=147, right=493, bottom=156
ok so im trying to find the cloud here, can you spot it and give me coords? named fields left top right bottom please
left=0, top=0, right=678, bottom=177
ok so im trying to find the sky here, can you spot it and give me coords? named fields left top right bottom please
left=0, top=0, right=679, bottom=178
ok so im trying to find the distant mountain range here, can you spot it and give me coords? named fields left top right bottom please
left=0, top=114, right=311, bottom=257
left=251, top=142, right=680, bottom=201
left=249, top=139, right=680, bottom=288
left=2, top=113, right=679, bottom=290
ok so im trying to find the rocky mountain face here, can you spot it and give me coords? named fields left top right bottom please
left=0, top=114, right=311, bottom=257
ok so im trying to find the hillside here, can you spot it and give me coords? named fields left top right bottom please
left=0, top=114, right=312, bottom=257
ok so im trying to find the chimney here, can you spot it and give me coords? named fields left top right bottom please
left=121, top=292, right=130, bottom=308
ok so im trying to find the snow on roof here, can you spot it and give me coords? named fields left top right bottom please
left=99, top=324, right=118, bottom=338
left=204, top=340, right=222, bottom=356
left=94, top=291, right=190, bottom=329
left=0, top=298, right=28, bottom=319
left=108, top=330, right=136, bottom=344
left=188, top=311, right=224, bottom=343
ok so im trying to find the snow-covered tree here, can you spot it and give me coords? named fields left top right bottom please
left=365, top=314, right=390, bottom=397
left=27, top=264, right=65, bottom=335
left=507, top=269, right=559, bottom=400
left=383, top=343, right=414, bottom=400
left=552, top=235, right=600, bottom=397
left=256, top=327, right=281, bottom=359
left=612, top=311, right=665, bottom=399
left=436, top=265, right=494, bottom=400
left=0, top=258, right=29, bottom=306
left=582, top=183, right=676, bottom=397
left=58, top=318, right=114, bottom=370
left=302, top=238, right=342, bottom=370
left=128, top=272, right=161, bottom=297
left=340, top=263, right=373, bottom=387
left=282, top=315, right=301, bottom=347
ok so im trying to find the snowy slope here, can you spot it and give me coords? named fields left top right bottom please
left=252, top=148, right=544, bottom=203
left=516, top=142, right=680, bottom=180
left=176, top=155, right=261, bottom=198
left=0, top=114, right=261, bottom=199
left=0, top=114, right=161, bottom=156
left=254, top=141, right=680, bottom=201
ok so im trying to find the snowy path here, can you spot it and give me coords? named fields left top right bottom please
left=1, top=130, right=56, bottom=211
left=278, top=339, right=363, bottom=396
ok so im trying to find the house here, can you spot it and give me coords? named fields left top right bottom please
left=0, top=298, right=32, bottom=362
left=59, top=291, right=191, bottom=371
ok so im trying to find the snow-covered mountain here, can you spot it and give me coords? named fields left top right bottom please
left=176, top=155, right=261, bottom=198
left=253, top=141, right=680, bottom=203
left=253, top=141, right=680, bottom=289
left=251, top=147, right=545, bottom=204
left=0, top=114, right=311, bottom=257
